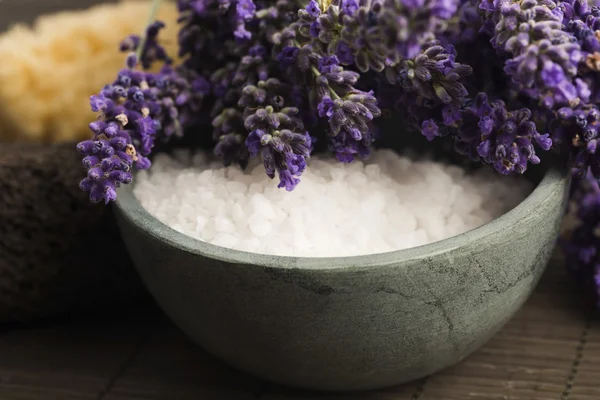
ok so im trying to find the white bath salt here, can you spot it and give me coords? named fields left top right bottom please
left=134, top=149, right=533, bottom=257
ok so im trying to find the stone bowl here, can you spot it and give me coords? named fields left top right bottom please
left=113, top=163, right=570, bottom=391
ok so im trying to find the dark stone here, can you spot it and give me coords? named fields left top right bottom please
left=0, top=141, right=145, bottom=323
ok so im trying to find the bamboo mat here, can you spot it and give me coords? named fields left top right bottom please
left=0, top=254, right=597, bottom=400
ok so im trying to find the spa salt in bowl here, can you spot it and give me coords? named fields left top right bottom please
left=115, top=147, right=567, bottom=391
left=133, top=149, right=533, bottom=257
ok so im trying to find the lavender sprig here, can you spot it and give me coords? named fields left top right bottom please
left=418, top=92, right=551, bottom=174
left=77, top=19, right=202, bottom=203
left=242, top=78, right=314, bottom=191
left=297, top=0, right=460, bottom=73
left=385, top=41, right=473, bottom=105
left=561, top=170, right=600, bottom=308
left=275, top=1, right=382, bottom=162
left=481, top=0, right=589, bottom=109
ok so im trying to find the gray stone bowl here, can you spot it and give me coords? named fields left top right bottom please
left=113, top=162, right=569, bottom=391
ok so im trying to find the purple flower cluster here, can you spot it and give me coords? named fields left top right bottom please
left=561, top=172, right=600, bottom=307
left=385, top=41, right=473, bottom=105
left=246, top=127, right=314, bottom=190
left=296, top=0, right=459, bottom=73
left=241, top=79, right=314, bottom=190
left=77, top=62, right=205, bottom=204
left=77, top=67, right=157, bottom=204
left=481, top=0, right=589, bottom=109
left=419, top=93, right=551, bottom=174
left=78, top=0, right=600, bottom=304
left=77, top=20, right=203, bottom=203
left=120, top=21, right=173, bottom=68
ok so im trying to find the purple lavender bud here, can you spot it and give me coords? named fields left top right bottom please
left=131, top=88, right=145, bottom=102
left=77, top=140, right=96, bottom=154
left=120, top=35, right=140, bottom=52
left=534, top=133, right=553, bottom=150
left=317, top=97, right=336, bottom=119
left=277, top=169, right=301, bottom=191
left=421, top=119, right=440, bottom=141
left=104, top=122, right=120, bottom=137
left=477, top=140, right=491, bottom=158
left=101, top=157, right=116, bottom=172
left=135, top=156, right=152, bottom=169
left=112, top=85, right=127, bottom=98
left=118, top=73, right=132, bottom=88
left=82, top=155, right=100, bottom=169
left=442, top=106, right=461, bottom=126
left=108, top=170, right=128, bottom=182
left=103, top=181, right=118, bottom=204
left=277, top=46, right=300, bottom=69
left=89, top=121, right=106, bottom=134
left=101, top=145, right=115, bottom=158
left=388, top=42, right=472, bottom=105
left=309, top=21, right=321, bottom=38
left=90, top=94, right=108, bottom=112
left=110, top=136, right=128, bottom=150
left=306, top=0, right=321, bottom=18
left=234, top=24, right=252, bottom=40
left=89, top=184, right=104, bottom=203
left=478, top=117, right=494, bottom=135
left=88, top=167, right=103, bottom=180
left=79, top=178, right=94, bottom=192
left=341, top=0, right=359, bottom=16
left=486, top=0, right=585, bottom=110
left=126, top=53, right=138, bottom=69
left=318, top=55, right=340, bottom=74
left=237, top=0, right=256, bottom=20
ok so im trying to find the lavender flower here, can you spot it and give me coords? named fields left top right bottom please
left=120, top=21, right=173, bottom=69
left=385, top=41, right=473, bottom=105
left=561, top=171, right=600, bottom=307
left=442, top=0, right=484, bottom=44
left=297, top=0, right=460, bottom=73
left=482, top=0, right=588, bottom=109
left=74, top=0, right=600, bottom=312
left=77, top=21, right=202, bottom=203
left=241, top=78, right=314, bottom=190
left=78, top=68, right=158, bottom=204
left=419, top=93, right=550, bottom=174
left=550, top=104, right=600, bottom=177
left=275, top=16, right=382, bottom=162
left=246, top=127, right=314, bottom=190
left=209, top=46, right=273, bottom=169
left=177, top=0, right=254, bottom=72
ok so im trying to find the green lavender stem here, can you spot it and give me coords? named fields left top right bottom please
left=136, top=0, right=163, bottom=61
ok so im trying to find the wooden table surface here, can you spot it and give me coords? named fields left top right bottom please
left=0, top=254, right=598, bottom=400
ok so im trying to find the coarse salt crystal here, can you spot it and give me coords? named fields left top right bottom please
left=215, top=216, right=236, bottom=233
left=134, top=150, right=533, bottom=259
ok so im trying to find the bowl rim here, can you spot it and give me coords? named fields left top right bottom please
left=114, top=165, right=568, bottom=271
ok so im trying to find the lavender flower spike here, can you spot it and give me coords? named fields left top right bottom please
left=299, top=0, right=460, bottom=72
left=241, top=78, right=314, bottom=190
left=483, top=0, right=589, bottom=109
left=562, top=171, right=600, bottom=308
left=77, top=21, right=200, bottom=204
left=386, top=41, right=473, bottom=105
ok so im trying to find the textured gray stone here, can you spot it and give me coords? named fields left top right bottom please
left=0, top=142, right=144, bottom=322
left=114, top=165, right=569, bottom=391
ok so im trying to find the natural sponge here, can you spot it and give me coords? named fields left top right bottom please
left=0, top=0, right=179, bottom=143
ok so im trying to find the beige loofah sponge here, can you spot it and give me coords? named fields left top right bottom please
left=0, top=0, right=179, bottom=143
